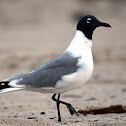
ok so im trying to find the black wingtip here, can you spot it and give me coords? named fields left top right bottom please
left=0, top=81, right=11, bottom=90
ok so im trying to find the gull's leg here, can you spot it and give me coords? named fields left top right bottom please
left=52, top=94, right=79, bottom=117
left=52, top=94, right=61, bottom=122
left=57, top=94, right=61, bottom=122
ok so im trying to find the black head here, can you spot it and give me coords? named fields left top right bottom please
left=77, top=15, right=111, bottom=40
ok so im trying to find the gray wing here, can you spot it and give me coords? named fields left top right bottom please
left=6, top=52, right=80, bottom=88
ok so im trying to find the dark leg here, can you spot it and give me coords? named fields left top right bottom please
left=52, top=94, right=79, bottom=118
left=52, top=94, right=61, bottom=122
left=57, top=94, right=61, bottom=122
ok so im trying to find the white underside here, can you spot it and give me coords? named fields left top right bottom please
left=53, top=30, right=93, bottom=93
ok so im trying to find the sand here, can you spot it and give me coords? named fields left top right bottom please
left=0, top=84, right=126, bottom=126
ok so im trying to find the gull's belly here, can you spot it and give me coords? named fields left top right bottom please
left=55, top=56, right=94, bottom=92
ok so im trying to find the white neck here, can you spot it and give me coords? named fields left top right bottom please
left=65, top=30, right=92, bottom=57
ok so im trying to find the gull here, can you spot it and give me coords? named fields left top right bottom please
left=0, top=15, right=111, bottom=122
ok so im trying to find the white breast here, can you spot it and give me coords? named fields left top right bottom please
left=55, top=30, right=94, bottom=92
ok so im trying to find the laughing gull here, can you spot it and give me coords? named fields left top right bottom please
left=0, top=15, right=111, bottom=122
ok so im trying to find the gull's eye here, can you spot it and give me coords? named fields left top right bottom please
left=86, top=18, right=92, bottom=23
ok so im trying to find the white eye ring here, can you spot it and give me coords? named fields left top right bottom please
left=87, top=18, right=92, bottom=23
